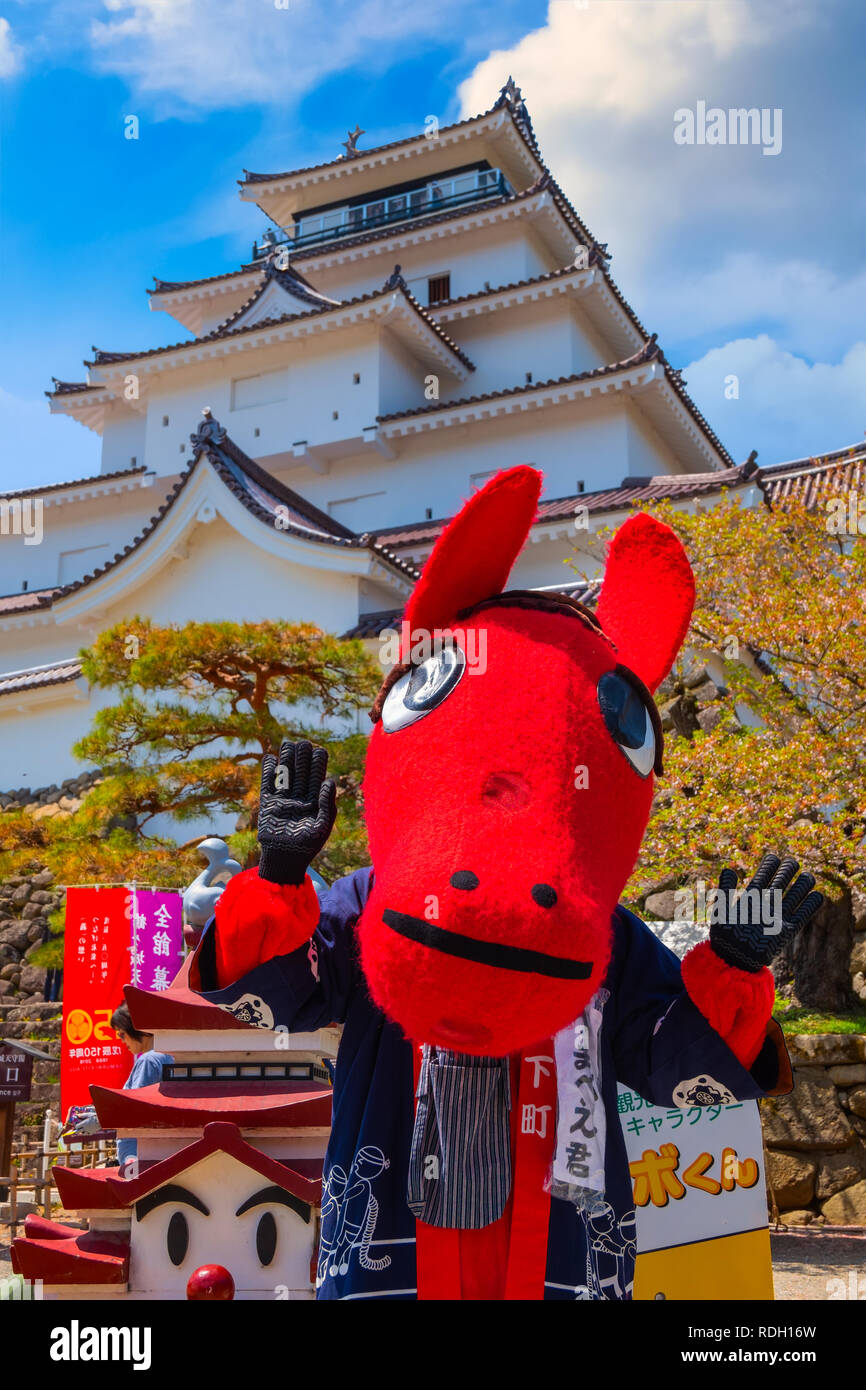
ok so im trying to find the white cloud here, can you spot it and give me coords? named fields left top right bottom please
left=0, top=17, right=21, bottom=77
left=643, top=253, right=866, bottom=362
left=455, top=0, right=865, bottom=440
left=457, top=0, right=814, bottom=261
left=682, top=335, right=866, bottom=464
left=460, top=0, right=782, bottom=124
left=88, top=0, right=490, bottom=114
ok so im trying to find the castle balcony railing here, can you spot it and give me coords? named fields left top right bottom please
left=252, top=168, right=511, bottom=261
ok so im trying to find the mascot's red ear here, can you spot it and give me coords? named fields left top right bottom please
left=595, top=512, right=695, bottom=692
left=402, top=465, right=541, bottom=644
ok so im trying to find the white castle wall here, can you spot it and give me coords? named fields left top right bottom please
left=100, top=411, right=148, bottom=476
left=306, top=218, right=556, bottom=306
left=98, top=331, right=425, bottom=482
left=0, top=516, right=366, bottom=790
left=280, top=398, right=634, bottom=531
left=442, top=299, right=608, bottom=397
left=0, top=478, right=171, bottom=596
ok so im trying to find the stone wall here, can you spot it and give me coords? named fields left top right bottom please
left=0, top=768, right=101, bottom=817
left=0, top=866, right=65, bottom=1147
left=762, top=1033, right=866, bottom=1225
left=0, top=869, right=64, bottom=1002
left=0, top=1002, right=61, bottom=1147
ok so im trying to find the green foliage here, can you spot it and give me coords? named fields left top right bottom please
left=583, top=492, right=866, bottom=903
left=27, top=936, right=65, bottom=969
left=774, top=1001, right=866, bottom=1035
left=1, top=618, right=382, bottom=885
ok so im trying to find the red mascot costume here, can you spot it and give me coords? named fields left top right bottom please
left=191, top=466, right=820, bottom=1300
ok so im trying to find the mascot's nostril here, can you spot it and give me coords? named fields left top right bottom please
left=481, top=771, right=531, bottom=810
left=450, top=870, right=479, bottom=891
left=531, top=884, right=557, bottom=908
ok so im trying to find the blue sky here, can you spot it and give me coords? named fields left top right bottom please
left=1, top=0, right=864, bottom=492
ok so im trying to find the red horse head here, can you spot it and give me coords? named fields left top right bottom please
left=359, top=466, right=694, bottom=1056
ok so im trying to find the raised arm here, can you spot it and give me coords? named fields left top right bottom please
left=190, top=740, right=365, bottom=1029
left=681, top=853, right=822, bottom=1071
left=212, top=738, right=336, bottom=985
left=610, top=852, right=822, bottom=1107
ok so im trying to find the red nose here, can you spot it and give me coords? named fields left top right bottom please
left=186, top=1264, right=235, bottom=1300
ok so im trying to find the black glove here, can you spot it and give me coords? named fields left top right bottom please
left=710, top=851, right=823, bottom=974
left=257, top=739, right=336, bottom=885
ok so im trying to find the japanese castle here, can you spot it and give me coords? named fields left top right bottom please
left=0, top=79, right=858, bottom=811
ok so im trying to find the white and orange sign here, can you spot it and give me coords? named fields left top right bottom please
left=619, top=1085, right=773, bottom=1300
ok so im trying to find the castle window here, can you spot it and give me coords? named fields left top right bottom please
left=576, top=480, right=585, bottom=494
left=162, top=415, right=169, bottom=427
left=526, top=372, right=533, bottom=384
left=328, top=490, right=387, bottom=530
left=353, top=373, right=361, bottom=384
left=425, top=508, right=433, bottom=520
left=428, top=274, right=451, bottom=305
left=231, top=368, right=288, bottom=410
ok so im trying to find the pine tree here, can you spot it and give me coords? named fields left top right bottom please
left=0, top=618, right=382, bottom=888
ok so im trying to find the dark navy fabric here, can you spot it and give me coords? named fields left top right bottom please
left=193, top=869, right=776, bottom=1301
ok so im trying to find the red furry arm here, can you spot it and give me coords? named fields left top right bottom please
left=210, top=867, right=320, bottom=988
left=681, top=940, right=775, bottom=1070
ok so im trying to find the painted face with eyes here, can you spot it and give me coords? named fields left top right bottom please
left=131, top=1154, right=316, bottom=1298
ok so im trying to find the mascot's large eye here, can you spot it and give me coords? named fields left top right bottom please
left=381, top=643, right=466, bottom=732
left=597, top=669, right=657, bottom=779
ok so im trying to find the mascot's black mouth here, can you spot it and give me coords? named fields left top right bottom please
left=382, top=909, right=593, bottom=980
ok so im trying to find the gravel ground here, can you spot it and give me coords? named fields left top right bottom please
left=771, top=1231, right=866, bottom=1300
left=3, top=1221, right=863, bottom=1300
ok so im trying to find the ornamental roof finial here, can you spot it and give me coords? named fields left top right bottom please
left=499, top=75, right=523, bottom=106
left=342, top=124, right=365, bottom=158
left=496, top=75, right=534, bottom=140
left=383, top=264, right=406, bottom=291
left=190, top=407, right=227, bottom=451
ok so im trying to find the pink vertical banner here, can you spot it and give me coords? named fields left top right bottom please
left=131, top=889, right=184, bottom=993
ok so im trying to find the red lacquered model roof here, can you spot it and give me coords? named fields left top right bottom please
left=54, top=1121, right=323, bottom=1211
left=90, top=1077, right=332, bottom=1130
left=12, top=1216, right=129, bottom=1284
left=124, top=954, right=254, bottom=1031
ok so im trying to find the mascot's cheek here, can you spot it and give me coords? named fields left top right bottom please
left=358, top=904, right=613, bottom=1057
